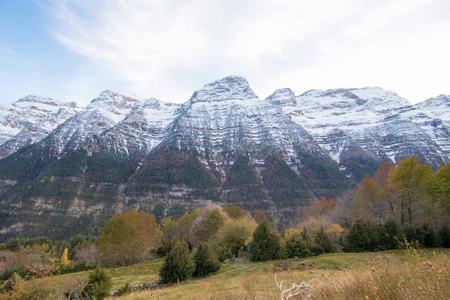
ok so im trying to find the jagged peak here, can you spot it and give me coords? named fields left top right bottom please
left=266, top=88, right=296, bottom=106
left=188, top=75, right=259, bottom=104
left=207, top=75, right=249, bottom=86
left=14, top=95, right=76, bottom=108
left=88, top=90, right=140, bottom=111
left=142, top=97, right=161, bottom=107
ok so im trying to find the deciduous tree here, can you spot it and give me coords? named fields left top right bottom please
left=217, top=218, right=257, bottom=257
left=388, top=156, right=432, bottom=226
left=98, top=209, right=162, bottom=266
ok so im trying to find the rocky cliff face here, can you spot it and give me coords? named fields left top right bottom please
left=0, top=76, right=448, bottom=240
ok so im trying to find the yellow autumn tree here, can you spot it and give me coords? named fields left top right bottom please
left=429, top=164, right=450, bottom=208
left=61, top=248, right=70, bottom=265
left=388, top=156, right=432, bottom=226
left=424, top=163, right=450, bottom=225
left=284, top=228, right=302, bottom=241
left=326, top=224, right=344, bottom=242
left=98, top=209, right=162, bottom=267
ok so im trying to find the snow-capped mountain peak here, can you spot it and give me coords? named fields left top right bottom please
left=266, top=88, right=297, bottom=106
left=87, top=90, right=140, bottom=112
left=415, top=95, right=450, bottom=124
left=0, top=96, right=80, bottom=156
left=0, top=76, right=448, bottom=170
left=14, top=95, right=77, bottom=109
left=188, top=75, right=259, bottom=104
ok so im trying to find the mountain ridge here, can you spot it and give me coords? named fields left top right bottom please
left=0, top=76, right=448, bottom=240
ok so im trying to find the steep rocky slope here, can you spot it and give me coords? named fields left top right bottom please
left=0, top=96, right=80, bottom=159
left=0, top=76, right=448, bottom=240
left=267, top=87, right=449, bottom=180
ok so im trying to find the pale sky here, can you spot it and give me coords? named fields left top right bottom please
left=1, top=0, right=449, bottom=106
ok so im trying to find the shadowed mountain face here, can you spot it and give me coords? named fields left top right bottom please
left=0, top=76, right=448, bottom=240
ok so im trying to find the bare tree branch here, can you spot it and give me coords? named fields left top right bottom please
left=275, top=274, right=322, bottom=299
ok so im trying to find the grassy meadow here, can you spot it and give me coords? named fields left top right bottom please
left=108, top=248, right=449, bottom=299
left=5, top=248, right=445, bottom=299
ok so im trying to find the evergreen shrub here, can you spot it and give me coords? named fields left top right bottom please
left=194, top=242, right=220, bottom=277
left=159, top=240, right=195, bottom=284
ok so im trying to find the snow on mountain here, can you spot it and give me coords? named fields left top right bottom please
left=188, top=75, right=259, bottom=103
left=165, top=76, right=321, bottom=176
left=85, top=97, right=181, bottom=157
left=415, top=95, right=450, bottom=125
left=266, top=88, right=297, bottom=106
left=1, top=76, right=448, bottom=240
left=0, top=78, right=448, bottom=173
left=39, top=91, right=181, bottom=157
left=268, top=87, right=448, bottom=177
left=406, top=95, right=450, bottom=157
left=0, top=95, right=80, bottom=158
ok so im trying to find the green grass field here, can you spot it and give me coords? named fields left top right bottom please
left=101, top=248, right=449, bottom=299
left=2, top=249, right=448, bottom=299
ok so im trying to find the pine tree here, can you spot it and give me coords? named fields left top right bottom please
left=284, top=228, right=310, bottom=258
left=379, top=218, right=403, bottom=250
left=422, top=224, right=440, bottom=247
left=194, top=242, right=220, bottom=277
left=439, top=224, right=450, bottom=248
left=248, top=221, right=283, bottom=261
left=345, top=219, right=379, bottom=252
left=159, top=240, right=195, bottom=284
left=313, top=227, right=338, bottom=254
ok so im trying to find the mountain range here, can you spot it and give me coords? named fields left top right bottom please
left=0, top=76, right=448, bottom=240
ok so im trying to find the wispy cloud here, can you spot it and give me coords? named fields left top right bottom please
left=44, top=0, right=450, bottom=103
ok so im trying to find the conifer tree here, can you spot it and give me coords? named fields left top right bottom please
left=379, top=218, right=403, bottom=250
left=83, top=266, right=112, bottom=300
left=284, top=228, right=311, bottom=258
left=345, top=219, right=379, bottom=252
left=312, top=226, right=338, bottom=254
left=194, top=242, right=220, bottom=277
left=248, top=221, right=284, bottom=261
left=439, top=224, right=450, bottom=248
left=159, top=240, right=195, bottom=284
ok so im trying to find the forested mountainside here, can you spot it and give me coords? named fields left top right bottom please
left=0, top=76, right=448, bottom=240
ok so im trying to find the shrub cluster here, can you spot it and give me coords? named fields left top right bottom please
left=345, top=219, right=447, bottom=252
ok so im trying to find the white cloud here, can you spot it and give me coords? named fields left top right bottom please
left=44, top=0, right=450, bottom=103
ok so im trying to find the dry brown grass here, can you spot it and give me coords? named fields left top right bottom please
left=310, top=249, right=449, bottom=300
left=110, top=250, right=449, bottom=300
left=0, top=275, right=88, bottom=300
